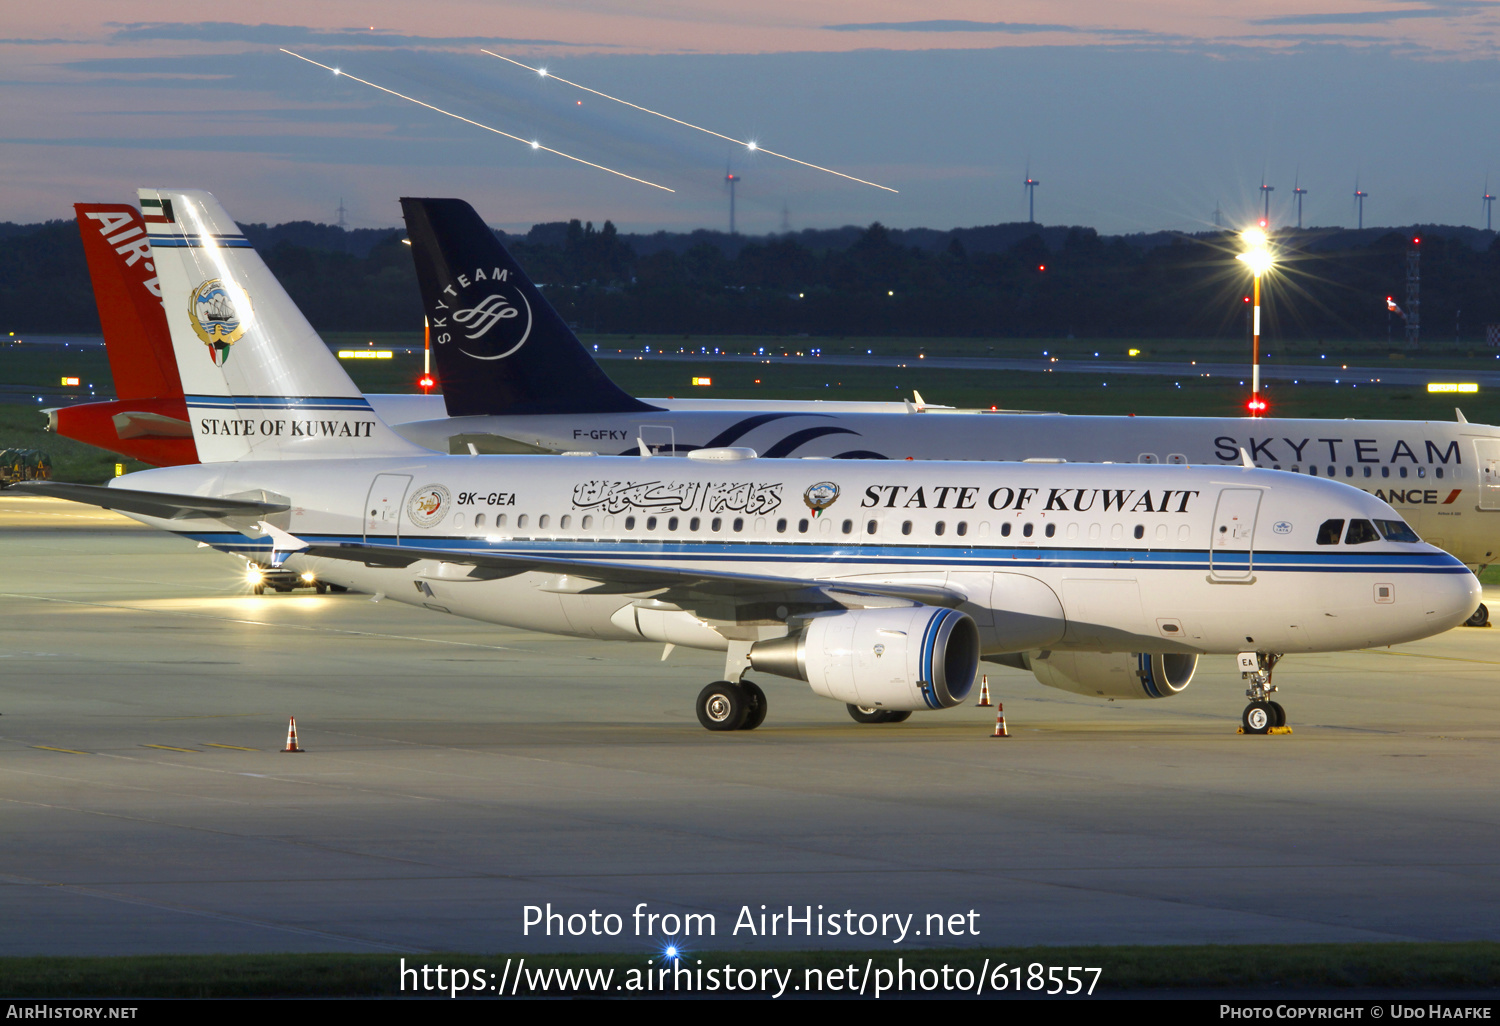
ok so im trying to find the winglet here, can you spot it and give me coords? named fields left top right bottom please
left=256, top=521, right=309, bottom=566
left=1456, top=407, right=1468, bottom=424
left=1239, top=447, right=1254, bottom=468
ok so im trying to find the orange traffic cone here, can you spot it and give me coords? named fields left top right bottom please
left=975, top=674, right=992, bottom=707
left=990, top=703, right=1009, bottom=738
left=282, top=716, right=305, bottom=753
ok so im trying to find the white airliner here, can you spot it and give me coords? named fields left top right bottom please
left=379, top=199, right=1500, bottom=627
left=22, top=189, right=1482, bottom=735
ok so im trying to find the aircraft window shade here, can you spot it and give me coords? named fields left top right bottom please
left=755, top=518, right=766, bottom=533
left=1155, top=524, right=1167, bottom=541
left=474, top=514, right=485, bottom=528
left=798, top=519, right=809, bottom=533
left=497, top=514, right=507, bottom=527
left=646, top=517, right=658, bottom=530
left=581, top=515, right=592, bottom=529
left=560, top=515, right=571, bottom=529
left=901, top=521, right=913, bottom=536
left=1065, top=523, right=1078, bottom=540
left=866, top=520, right=878, bottom=535
left=517, top=514, right=529, bottom=529
left=625, top=516, right=636, bottom=530
left=1133, top=524, right=1145, bottom=540
left=667, top=517, right=678, bottom=531
left=776, top=518, right=787, bottom=534
left=1022, top=523, right=1033, bottom=538
left=1345, top=519, right=1380, bottom=545
left=1363, top=466, right=1372, bottom=478
left=956, top=521, right=968, bottom=537
left=1089, top=523, right=1101, bottom=540
left=1000, top=522, right=1011, bottom=537
left=1382, top=466, right=1390, bottom=478
left=842, top=519, right=853, bottom=535
left=1177, top=524, right=1190, bottom=542
left=1111, top=524, right=1123, bottom=540
left=1376, top=518, right=1421, bottom=543
left=1417, top=467, right=1426, bottom=478
left=1399, top=467, right=1408, bottom=478
left=454, top=513, right=465, bottom=529
left=1044, top=523, right=1055, bottom=538
left=935, top=521, right=946, bottom=536
left=539, top=515, right=550, bottom=529
left=733, top=517, right=744, bottom=532
left=1316, top=519, right=1344, bottom=545
left=977, top=522, right=990, bottom=538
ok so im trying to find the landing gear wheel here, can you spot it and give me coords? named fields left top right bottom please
left=252, top=584, right=265, bottom=595
left=847, top=704, right=889, bottom=724
left=1466, top=603, right=1490, bottom=628
left=697, top=681, right=748, bottom=732
left=1269, top=701, right=1287, bottom=728
left=1242, top=701, right=1273, bottom=735
left=738, top=680, right=768, bottom=731
left=315, top=582, right=328, bottom=595
left=882, top=711, right=912, bottom=724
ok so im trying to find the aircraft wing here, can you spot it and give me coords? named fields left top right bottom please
left=13, top=481, right=289, bottom=521
left=290, top=535, right=964, bottom=609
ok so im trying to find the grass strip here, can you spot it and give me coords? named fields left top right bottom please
left=3, top=942, right=1499, bottom=997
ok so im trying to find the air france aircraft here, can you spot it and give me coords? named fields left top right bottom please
left=22, top=189, right=1482, bottom=736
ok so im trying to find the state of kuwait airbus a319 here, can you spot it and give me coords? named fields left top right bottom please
left=22, top=189, right=1481, bottom=736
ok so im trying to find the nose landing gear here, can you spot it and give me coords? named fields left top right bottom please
left=1238, top=651, right=1290, bottom=735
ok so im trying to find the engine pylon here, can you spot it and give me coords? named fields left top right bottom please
left=990, top=703, right=1009, bottom=738
left=282, top=716, right=305, bottom=753
left=975, top=674, right=992, bottom=707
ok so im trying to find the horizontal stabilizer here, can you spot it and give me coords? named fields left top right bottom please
left=112, top=410, right=193, bottom=439
left=13, top=481, right=289, bottom=521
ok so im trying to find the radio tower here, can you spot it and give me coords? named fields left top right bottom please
left=1260, top=181, right=1275, bottom=225
left=336, top=197, right=348, bottom=230
left=1293, top=177, right=1308, bottom=230
left=1023, top=167, right=1040, bottom=223
left=1354, top=181, right=1368, bottom=229
left=725, top=170, right=739, bottom=234
left=1406, top=235, right=1421, bottom=349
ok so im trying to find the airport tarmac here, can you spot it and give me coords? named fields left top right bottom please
left=2, top=494, right=1499, bottom=957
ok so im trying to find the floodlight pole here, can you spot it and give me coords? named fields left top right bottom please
left=1251, top=271, right=1262, bottom=417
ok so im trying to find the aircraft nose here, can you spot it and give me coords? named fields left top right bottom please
left=1429, top=558, right=1483, bottom=633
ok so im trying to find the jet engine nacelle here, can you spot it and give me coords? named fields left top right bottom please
left=750, top=606, right=979, bottom=711
left=1025, top=650, right=1198, bottom=700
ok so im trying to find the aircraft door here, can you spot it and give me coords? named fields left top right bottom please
left=1477, top=440, right=1500, bottom=510
left=637, top=424, right=676, bottom=456
left=364, top=473, right=412, bottom=542
left=1209, top=488, right=1262, bottom=580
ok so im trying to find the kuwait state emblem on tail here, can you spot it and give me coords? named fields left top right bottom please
left=188, top=278, right=247, bottom=366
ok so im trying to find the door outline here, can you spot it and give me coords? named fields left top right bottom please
left=638, top=424, right=676, bottom=456
left=1209, top=488, right=1262, bottom=581
left=1477, top=439, right=1500, bottom=510
left=364, top=474, right=412, bottom=543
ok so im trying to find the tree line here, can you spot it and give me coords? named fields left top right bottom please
left=2, top=215, right=1498, bottom=344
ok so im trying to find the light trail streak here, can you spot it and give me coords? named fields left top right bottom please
left=481, top=50, right=898, bottom=194
left=280, top=50, right=674, bottom=193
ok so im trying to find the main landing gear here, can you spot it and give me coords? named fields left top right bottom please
left=846, top=705, right=912, bottom=725
left=696, top=679, right=767, bottom=731
left=1239, top=651, right=1288, bottom=735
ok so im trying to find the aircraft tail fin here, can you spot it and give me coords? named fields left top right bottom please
left=400, top=197, right=658, bottom=416
left=140, top=188, right=426, bottom=462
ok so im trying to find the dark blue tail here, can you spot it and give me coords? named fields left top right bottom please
left=400, top=198, right=656, bottom=416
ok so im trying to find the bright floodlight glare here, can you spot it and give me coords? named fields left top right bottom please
left=1240, top=226, right=1267, bottom=247
left=1237, top=248, right=1274, bottom=277
left=747, top=141, right=757, bottom=151
left=538, top=68, right=548, bottom=77
left=530, top=140, right=540, bottom=149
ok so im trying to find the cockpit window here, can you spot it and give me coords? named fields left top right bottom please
left=1316, top=519, right=1345, bottom=545
left=1344, top=519, right=1380, bottom=545
left=1375, top=518, right=1421, bottom=543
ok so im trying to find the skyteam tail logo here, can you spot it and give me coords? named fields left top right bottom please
left=188, top=278, right=247, bottom=366
left=407, top=484, right=452, bottom=528
left=804, top=481, right=840, bottom=517
left=433, top=266, right=533, bottom=362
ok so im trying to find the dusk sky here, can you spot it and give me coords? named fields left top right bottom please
left=6, top=2, right=1500, bottom=235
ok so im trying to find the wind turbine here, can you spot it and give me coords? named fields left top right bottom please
left=1292, top=174, right=1308, bottom=230
left=1023, top=163, right=1039, bottom=224
left=1260, top=180, right=1275, bottom=225
left=724, top=165, right=740, bottom=234
left=1484, top=175, right=1495, bottom=232
left=1353, top=178, right=1368, bottom=230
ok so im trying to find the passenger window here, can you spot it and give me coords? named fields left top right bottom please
left=1417, top=467, right=1426, bottom=478
left=1345, top=519, right=1380, bottom=545
left=624, top=516, right=635, bottom=530
left=798, top=519, right=809, bottom=533
left=1133, top=524, right=1145, bottom=539
left=1291, top=466, right=1300, bottom=474
left=956, top=522, right=968, bottom=537
left=1327, top=465, right=1335, bottom=476
left=1089, top=523, right=1101, bottom=540
left=667, top=516, right=678, bottom=531
left=1381, top=466, right=1390, bottom=478
left=1044, top=523, right=1056, bottom=538
left=517, top=514, right=529, bottom=528
left=711, top=517, right=721, bottom=532
left=1000, top=522, right=1012, bottom=537
left=1155, top=524, right=1167, bottom=541
left=1066, top=523, right=1078, bottom=540
left=560, top=515, right=570, bottom=529
left=733, top=518, right=744, bottom=532
left=1022, top=523, right=1033, bottom=538
left=646, top=516, right=658, bottom=530
left=776, top=518, right=787, bottom=533
left=1345, top=466, right=1353, bottom=478
left=1310, top=465, right=1319, bottom=476
left=1399, top=467, right=1408, bottom=478
left=689, top=517, right=699, bottom=531
left=935, top=521, right=946, bottom=536
left=901, top=521, right=913, bottom=536
left=581, top=515, right=592, bottom=529
left=1363, top=466, right=1372, bottom=478
left=866, top=520, right=878, bottom=535
left=1177, top=524, right=1190, bottom=542
left=1316, top=519, right=1344, bottom=545
left=842, top=519, right=853, bottom=535
left=475, top=513, right=486, bottom=528
left=1436, top=468, right=1444, bottom=479
left=454, top=513, right=466, bottom=529
left=539, top=514, right=550, bottom=529
left=1111, top=524, right=1123, bottom=540
left=497, top=514, right=508, bottom=527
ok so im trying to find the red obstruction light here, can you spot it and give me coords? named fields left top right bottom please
left=1246, top=394, right=1268, bottom=415
left=418, top=374, right=436, bottom=393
